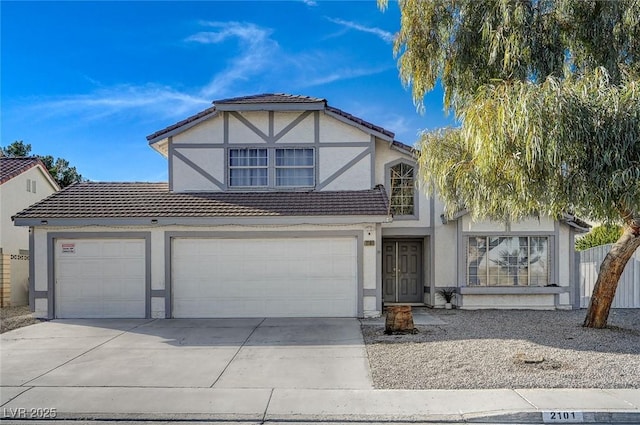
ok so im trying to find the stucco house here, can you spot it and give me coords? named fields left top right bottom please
left=1, top=157, right=59, bottom=306
left=13, top=94, right=589, bottom=319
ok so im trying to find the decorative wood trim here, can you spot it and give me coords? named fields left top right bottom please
left=317, top=148, right=371, bottom=190
left=173, top=150, right=225, bottom=190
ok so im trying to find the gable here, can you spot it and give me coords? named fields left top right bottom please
left=173, top=114, right=225, bottom=145
left=318, top=113, right=371, bottom=143
left=147, top=94, right=412, bottom=193
left=0, top=158, right=60, bottom=192
left=166, top=108, right=386, bottom=192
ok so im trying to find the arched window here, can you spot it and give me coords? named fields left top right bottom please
left=389, top=162, right=415, bottom=216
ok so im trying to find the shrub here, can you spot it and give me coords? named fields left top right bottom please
left=575, top=225, right=623, bottom=251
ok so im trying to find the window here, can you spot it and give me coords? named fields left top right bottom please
left=26, top=179, right=31, bottom=192
left=275, top=148, right=314, bottom=187
left=467, top=236, right=549, bottom=286
left=229, top=148, right=268, bottom=187
left=32, top=180, right=36, bottom=193
left=228, top=147, right=315, bottom=188
left=389, top=163, right=415, bottom=216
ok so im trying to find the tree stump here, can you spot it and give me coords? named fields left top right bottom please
left=384, top=305, right=416, bottom=334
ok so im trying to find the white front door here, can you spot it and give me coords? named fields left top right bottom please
left=171, top=237, right=358, bottom=318
left=55, top=239, right=146, bottom=318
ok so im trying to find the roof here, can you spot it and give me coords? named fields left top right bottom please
left=13, top=182, right=390, bottom=222
left=325, top=105, right=394, bottom=139
left=213, top=93, right=325, bottom=104
left=145, top=106, right=217, bottom=142
left=561, top=213, right=591, bottom=233
left=0, top=157, right=59, bottom=189
left=147, top=93, right=396, bottom=143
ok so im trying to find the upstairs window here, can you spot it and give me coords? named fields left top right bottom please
left=229, top=148, right=268, bottom=187
left=275, top=148, right=314, bottom=187
left=467, top=236, right=549, bottom=286
left=389, top=162, right=415, bottom=216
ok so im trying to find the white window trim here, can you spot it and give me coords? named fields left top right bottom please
left=465, top=235, right=552, bottom=287
left=227, top=147, right=316, bottom=189
left=275, top=148, right=315, bottom=188
left=228, top=148, right=269, bottom=188
left=384, top=159, right=418, bottom=220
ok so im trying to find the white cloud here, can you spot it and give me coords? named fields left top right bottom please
left=185, top=21, right=281, bottom=99
left=326, top=17, right=395, bottom=44
left=32, top=84, right=210, bottom=122
left=29, top=20, right=391, bottom=125
left=185, top=21, right=273, bottom=46
left=304, top=65, right=391, bottom=87
left=301, top=0, right=317, bottom=6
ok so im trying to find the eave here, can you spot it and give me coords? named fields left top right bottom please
left=15, top=214, right=392, bottom=228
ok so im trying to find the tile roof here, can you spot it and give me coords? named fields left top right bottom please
left=213, top=93, right=325, bottom=104
left=146, top=106, right=217, bottom=142
left=1, top=157, right=46, bottom=185
left=13, top=182, right=390, bottom=219
left=325, top=105, right=394, bottom=139
left=147, top=93, right=396, bottom=142
left=391, top=140, right=417, bottom=155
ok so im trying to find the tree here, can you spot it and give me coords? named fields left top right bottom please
left=379, top=0, right=640, bottom=328
left=1, top=140, right=84, bottom=188
left=576, top=225, right=624, bottom=251
left=1, top=140, right=31, bottom=157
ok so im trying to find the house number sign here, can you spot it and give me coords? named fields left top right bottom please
left=542, top=411, right=584, bottom=423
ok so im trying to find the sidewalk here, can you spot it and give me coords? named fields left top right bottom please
left=2, top=387, right=639, bottom=423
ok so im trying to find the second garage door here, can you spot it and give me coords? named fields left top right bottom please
left=171, top=237, right=358, bottom=318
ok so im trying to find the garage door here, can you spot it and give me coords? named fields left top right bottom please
left=172, top=238, right=358, bottom=318
left=55, top=239, right=146, bottom=318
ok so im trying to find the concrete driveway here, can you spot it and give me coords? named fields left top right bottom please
left=0, top=318, right=372, bottom=390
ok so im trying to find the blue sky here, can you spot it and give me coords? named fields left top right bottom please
left=2, top=1, right=454, bottom=182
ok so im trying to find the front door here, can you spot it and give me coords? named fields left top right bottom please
left=383, top=240, right=423, bottom=303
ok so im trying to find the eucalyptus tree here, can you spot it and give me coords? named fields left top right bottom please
left=379, top=0, right=640, bottom=328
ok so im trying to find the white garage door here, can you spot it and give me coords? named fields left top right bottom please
left=172, top=238, right=358, bottom=318
left=55, top=239, right=146, bottom=318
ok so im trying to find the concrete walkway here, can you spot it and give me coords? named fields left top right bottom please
left=1, top=319, right=639, bottom=423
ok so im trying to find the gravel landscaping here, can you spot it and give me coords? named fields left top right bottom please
left=362, top=308, right=640, bottom=389
left=1, top=305, right=41, bottom=333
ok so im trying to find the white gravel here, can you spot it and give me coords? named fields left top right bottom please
left=362, top=309, right=640, bottom=389
left=1, top=306, right=41, bottom=333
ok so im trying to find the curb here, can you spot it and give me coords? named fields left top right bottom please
left=2, top=410, right=640, bottom=424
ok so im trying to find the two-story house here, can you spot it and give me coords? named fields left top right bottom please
left=14, top=94, right=588, bottom=319
left=1, top=157, right=59, bottom=307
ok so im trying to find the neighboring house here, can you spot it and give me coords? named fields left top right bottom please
left=13, top=94, right=589, bottom=319
left=1, top=157, right=59, bottom=306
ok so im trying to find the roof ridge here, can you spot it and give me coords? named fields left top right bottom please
left=213, top=93, right=325, bottom=104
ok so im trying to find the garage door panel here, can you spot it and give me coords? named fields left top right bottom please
left=122, top=241, right=145, bottom=256
left=172, top=238, right=358, bottom=318
left=55, top=239, right=146, bottom=319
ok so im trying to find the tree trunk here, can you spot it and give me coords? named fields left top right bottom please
left=583, top=222, right=640, bottom=328
left=385, top=305, right=416, bottom=334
